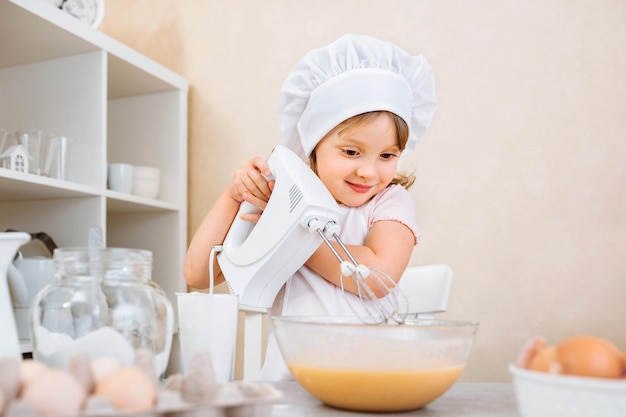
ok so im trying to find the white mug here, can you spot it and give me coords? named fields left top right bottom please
left=107, top=163, right=134, bottom=193
left=176, top=292, right=239, bottom=383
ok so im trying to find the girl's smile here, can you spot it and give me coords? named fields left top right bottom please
left=314, top=112, right=401, bottom=207
left=346, top=181, right=373, bottom=194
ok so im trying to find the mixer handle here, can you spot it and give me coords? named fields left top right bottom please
left=224, top=202, right=261, bottom=250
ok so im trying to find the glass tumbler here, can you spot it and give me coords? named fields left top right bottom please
left=16, top=129, right=45, bottom=175
left=16, top=130, right=68, bottom=178
left=30, top=247, right=174, bottom=377
left=0, top=128, right=8, bottom=154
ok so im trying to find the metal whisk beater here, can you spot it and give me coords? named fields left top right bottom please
left=308, top=219, right=409, bottom=325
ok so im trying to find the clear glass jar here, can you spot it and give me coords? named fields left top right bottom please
left=30, top=247, right=174, bottom=377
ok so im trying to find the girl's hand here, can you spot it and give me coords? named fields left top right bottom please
left=226, top=157, right=274, bottom=221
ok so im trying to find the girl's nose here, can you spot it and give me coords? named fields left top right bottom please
left=356, top=160, right=377, bottom=179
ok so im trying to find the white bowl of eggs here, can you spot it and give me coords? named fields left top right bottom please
left=510, top=335, right=626, bottom=417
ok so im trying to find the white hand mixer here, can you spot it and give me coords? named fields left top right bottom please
left=215, top=145, right=408, bottom=324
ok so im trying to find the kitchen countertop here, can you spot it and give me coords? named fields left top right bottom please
left=266, top=382, right=519, bottom=417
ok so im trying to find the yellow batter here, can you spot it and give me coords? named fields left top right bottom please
left=287, top=363, right=465, bottom=412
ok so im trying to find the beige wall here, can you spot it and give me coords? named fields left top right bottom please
left=101, top=0, right=626, bottom=382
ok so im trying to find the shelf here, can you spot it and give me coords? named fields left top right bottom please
left=2, top=0, right=188, bottom=375
left=0, top=169, right=178, bottom=213
left=0, top=0, right=188, bottom=316
left=0, top=169, right=100, bottom=201
left=106, top=192, right=180, bottom=213
left=0, top=1, right=98, bottom=69
left=0, top=0, right=188, bottom=98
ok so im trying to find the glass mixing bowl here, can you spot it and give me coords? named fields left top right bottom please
left=271, top=315, right=478, bottom=412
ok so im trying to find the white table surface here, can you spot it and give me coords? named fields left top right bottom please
left=267, top=382, right=519, bottom=417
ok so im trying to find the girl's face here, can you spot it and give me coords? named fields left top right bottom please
left=314, top=112, right=401, bottom=207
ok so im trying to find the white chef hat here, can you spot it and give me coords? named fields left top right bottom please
left=277, top=34, right=436, bottom=160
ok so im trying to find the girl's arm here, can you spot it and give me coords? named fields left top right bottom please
left=183, top=157, right=274, bottom=289
left=304, top=220, right=415, bottom=297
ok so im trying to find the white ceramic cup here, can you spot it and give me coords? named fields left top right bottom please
left=107, top=163, right=134, bottom=193
left=176, top=292, right=239, bottom=383
left=132, top=166, right=160, bottom=199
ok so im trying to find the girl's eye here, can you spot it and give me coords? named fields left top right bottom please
left=380, top=153, right=398, bottom=160
left=342, top=148, right=359, bottom=156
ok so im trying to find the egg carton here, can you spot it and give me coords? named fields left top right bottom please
left=144, top=382, right=282, bottom=417
left=163, top=381, right=282, bottom=417
left=4, top=381, right=282, bottom=417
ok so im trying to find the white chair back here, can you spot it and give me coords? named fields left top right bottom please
left=398, top=264, right=453, bottom=319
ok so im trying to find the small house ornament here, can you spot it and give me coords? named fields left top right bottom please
left=0, top=144, right=31, bottom=173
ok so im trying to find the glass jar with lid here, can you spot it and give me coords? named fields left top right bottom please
left=30, top=247, right=174, bottom=377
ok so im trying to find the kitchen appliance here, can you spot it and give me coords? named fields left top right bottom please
left=217, top=145, right=407, bottom=324
left=0, top=231, right=31, bottom=361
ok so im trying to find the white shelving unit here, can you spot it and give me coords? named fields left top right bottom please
left=0, top=0, right=189, bottom=362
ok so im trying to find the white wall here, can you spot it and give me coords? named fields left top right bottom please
left=101, top=0, right=626, bottom=381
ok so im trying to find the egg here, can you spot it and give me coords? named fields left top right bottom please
left=556, top=335, right=623, bottom=378
left=528, top=345, right=560, bottom=373
left=94, top=366, right=157, bottom=412
left=0, top=357, right=21, bottom=401
left=20, top=360, right=49, bottom=387
left=91, top=357, right=123, bottom=383
left=21, top=368, right=86, bottom=417
left=520, top=335, right=625, bottom=379
left=516, top=336, right=548, bottom=369
left=69, top=354, right=95, bottom=394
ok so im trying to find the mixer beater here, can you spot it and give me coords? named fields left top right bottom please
left=307, top=218, right=409, bottom=325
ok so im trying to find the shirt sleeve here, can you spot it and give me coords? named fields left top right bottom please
left=369, top=184, right=420, bottom=245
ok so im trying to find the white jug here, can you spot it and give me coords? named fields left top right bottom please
left=11, top=255, right=54, bottom=306
left=11, top=254, right=55, bottom=340
left=0, top=232, right=31, bottom=360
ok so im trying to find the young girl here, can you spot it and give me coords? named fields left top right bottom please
left=184, top=34, right=436, bottom=380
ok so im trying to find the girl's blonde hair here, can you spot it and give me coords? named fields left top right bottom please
left=309, top=111, right=415, bottom=189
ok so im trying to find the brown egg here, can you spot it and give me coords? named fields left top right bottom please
left=556, top=335, right=623, bottom=378
left=21, top=369, right=86, bottom=417
left=94, top=366, right=157, bottom=412
left=516, top=336, right=548, bottom=369
left=528, top=345, right=560, bottom=373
